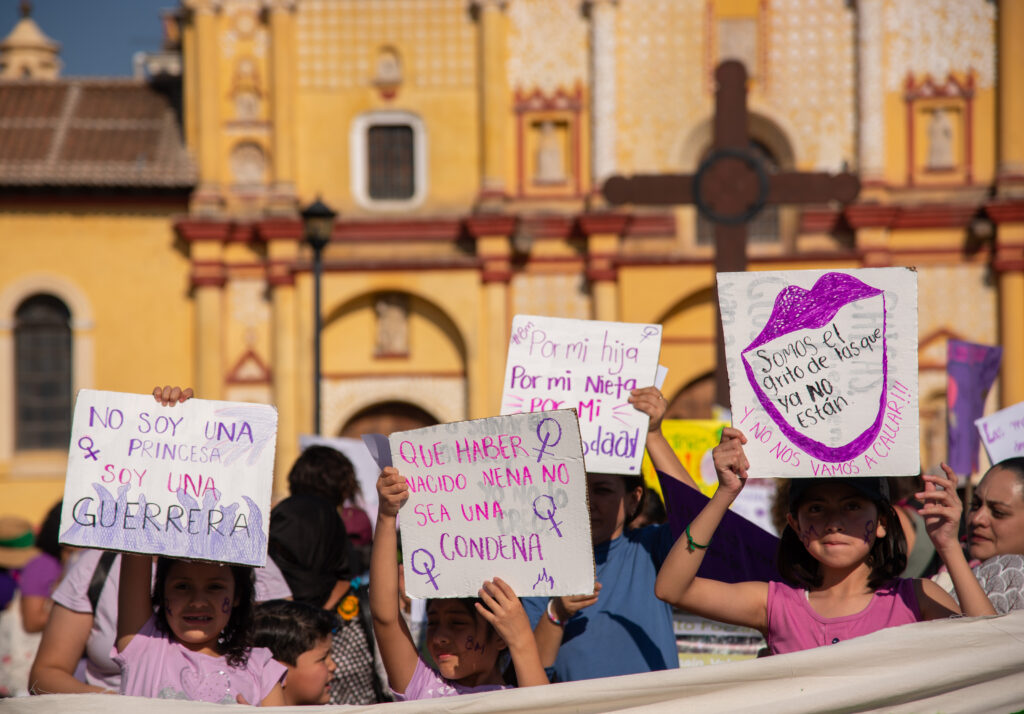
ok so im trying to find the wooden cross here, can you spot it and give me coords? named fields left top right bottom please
left=603, top=60, right=860, bottom=408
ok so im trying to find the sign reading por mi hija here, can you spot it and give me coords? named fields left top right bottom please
left=387, top=409, right=593, bottom=599
left=59, top=390, right=278, bottom=566
left=718, top=268, right=919, bottom=477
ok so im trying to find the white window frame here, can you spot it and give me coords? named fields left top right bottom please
left=350, top=110, right=428, bottom=211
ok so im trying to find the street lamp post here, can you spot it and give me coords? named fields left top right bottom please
left=301, top=197, right=337, bottom=435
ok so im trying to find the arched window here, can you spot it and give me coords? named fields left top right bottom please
left=696, top=140, right=780, bottom=245
left=15, top=294, right=72, bottom=449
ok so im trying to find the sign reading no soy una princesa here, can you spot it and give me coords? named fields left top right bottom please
left=718, top=268, right=919, bottom=478
left=60, top=390, right=278, bottom=566
left=500, top=315, right=662, bottom=475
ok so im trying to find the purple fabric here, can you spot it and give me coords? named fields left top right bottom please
left=0, top=570, right=15, bottom=611
left=947, top=339, right=1002, bottom=474
left=18, top=553, right=62, bottom=597
left=765, top=578, right=921, bottom=654
left=392, top=657, right=509, bottom=701
left=658, top=471, right=779, bottom=583
left=113, top=615, right=285, bottom=703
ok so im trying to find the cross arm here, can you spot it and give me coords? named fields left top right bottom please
left=602, top=174, right=695, bottom=206
left=766, top=172, right=860, bottom=205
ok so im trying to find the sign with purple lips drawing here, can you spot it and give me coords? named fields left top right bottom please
left=59, top=390, right=278, bottom=566
left=718, top=268, right=919, bottom=478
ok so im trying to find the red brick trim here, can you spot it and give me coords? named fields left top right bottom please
left=465, top=215, right=517, bottom=238
left=578, top=213, right=629, bottom=236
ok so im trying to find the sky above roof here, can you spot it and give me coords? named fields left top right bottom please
left=2, top=0, right=171, bottom=77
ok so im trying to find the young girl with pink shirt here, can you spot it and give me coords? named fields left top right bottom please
left=369, top=466, right=548, bottom=700
left=654, top=428, right=995, bottom=655
left=115, top=553, right=285, bottom=704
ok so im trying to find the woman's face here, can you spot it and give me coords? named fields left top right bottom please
left=967, top=467, right=1024, bottom=561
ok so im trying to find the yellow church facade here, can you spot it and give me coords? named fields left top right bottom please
left=1, top=0, right=1022, bottom=523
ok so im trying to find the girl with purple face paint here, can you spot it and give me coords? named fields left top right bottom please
left=654, top=428, right=995, bottom=655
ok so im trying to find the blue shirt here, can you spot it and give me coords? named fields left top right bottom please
left=523, top=524, right=678, bottom=682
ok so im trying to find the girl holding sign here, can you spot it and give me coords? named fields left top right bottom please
left=654, top=428, right=995, bottom=654
left=369, top=466, right=548, bottom=700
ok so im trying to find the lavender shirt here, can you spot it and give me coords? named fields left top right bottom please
left=52, top=550, right=292, bottom=690
left=766, top=579, right=921, bottom=655
left=392, top=658, right=509, bottom=701
left=113, top=616, right=285, bottom=703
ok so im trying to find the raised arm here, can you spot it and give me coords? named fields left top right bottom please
left=532, top=583, right=600, bottom=668
left=476, top=578, right=548, bottom=687
left=628, top=386, right=699, bottom=490
left=653, top=427, right=769, bottom=632
left=116, top=553, right=155, bottom=652
left=368, top=467, right=419, bottom=694
left=915, top=464, right=996, bottom=619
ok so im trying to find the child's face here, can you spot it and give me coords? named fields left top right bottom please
left=426, top=601, right=504, bottom=686
left=283, top=636, right=335, bottom=706
left=587, top=474, right=641, bottom=545
left=786, top=482, right=885, bottom=571
left=163, top=561, right=237, bottom=654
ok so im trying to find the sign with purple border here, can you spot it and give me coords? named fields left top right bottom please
left=718, top=268, right=919, bottom=478
left=59, top=390, right=277, bottom=566
left=390, top=409, right=593, bottom=599
left=500, top=315, right=662, bottom=475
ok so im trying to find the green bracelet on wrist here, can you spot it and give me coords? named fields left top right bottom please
left=685, top=523, right=710, bottom=552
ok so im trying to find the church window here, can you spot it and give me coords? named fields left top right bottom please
left=350, top=111, right=427, bottom=210
left=15, top=294, right=72, bottom=450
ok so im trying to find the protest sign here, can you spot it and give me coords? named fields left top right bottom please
left=501, top=315, right=662, bottom=474
left=60, top=390, right=277, bottom=566
left=390, top=409, right=592, bottom=598
left=947, top=339, right=1002, bottom=474
left=718, top=268, right=919, bottom=477
left=976, top=401, right=1024, bottom=465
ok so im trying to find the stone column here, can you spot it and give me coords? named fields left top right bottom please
left=997, top=0, right=1024, bottom=193
left=586, top=0, right=618, bottom=196
left=855, top=0, right=885, bottom=187
left=265, top=0, right=298, bottom=214
left=179, top=220, right=230, bottom=400
left=579, top=214, right=628, bottom=322
left=185, top=0, right=225, bottom=214
left=473, top=0, right=509, bottom=206
left=987, top=202, right=1024, bottom=407
left=467, top=215, right=516, bottom=417
left=260, top=218, right=302, bottom=495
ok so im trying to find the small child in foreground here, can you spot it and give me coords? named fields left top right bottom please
left=253, top=600, right=338, bottom=705
left=369, top=466, right=548, bottom=700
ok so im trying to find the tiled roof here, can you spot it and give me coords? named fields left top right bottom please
left=0, top=79, right=196, bottom=189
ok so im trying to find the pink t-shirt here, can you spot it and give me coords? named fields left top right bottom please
left=766, top=579, right=921, bottom=655
left=392, top=658, right=510, bottom=701
left=113, top=616, right=285, bottom=703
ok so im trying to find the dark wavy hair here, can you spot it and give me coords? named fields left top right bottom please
left=287, top=445, right=362, bottom=507
left=253, top=599, right=338, bottom=666
left=154, top=557, right=256, bottom=668
left=35, top=501, right=63, bottom=561
left=778, top=486, right=907, bottom=590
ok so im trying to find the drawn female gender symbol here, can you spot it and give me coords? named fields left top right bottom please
left=532, top=495, right=563, bottom=537
left=410, top=548, right=440, bottom=591
left=78, top=436, right=100, bottom=461
left=640, top=326, right=659, bottom=342
left=534, top=417, right=562, bottom=463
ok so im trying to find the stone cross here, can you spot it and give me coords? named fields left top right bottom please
left=602, top=60, right=860, bottom=407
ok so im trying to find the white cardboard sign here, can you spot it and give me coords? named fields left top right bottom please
left=976, top=401, right=1024, bottom=465
left=391, top=409, right=593, bottom=599
left=60, top=390, right=278, bottom=566
left=718, top=268, right=919, bottom=477
left=500, top=315, right=662, bottom=475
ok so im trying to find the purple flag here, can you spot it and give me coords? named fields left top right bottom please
left=658, top=471, right=779, bottom=583
left=947, top=339, right=1002, bottom=474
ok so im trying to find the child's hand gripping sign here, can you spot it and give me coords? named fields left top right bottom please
left=390, top=410, right=593, bottom=599
left=60, top=389, right=278, bottom=566
left=717, top=268, right=920, bottom=478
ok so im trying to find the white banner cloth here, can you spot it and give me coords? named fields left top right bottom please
left=12, top=612, right=1024, bottom=713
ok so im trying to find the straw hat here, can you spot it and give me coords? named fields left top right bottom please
left=0, top=516, right=39, bottom=569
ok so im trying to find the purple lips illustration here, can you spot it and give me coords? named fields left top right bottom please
left=741, top=272, right=887, bottom=463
